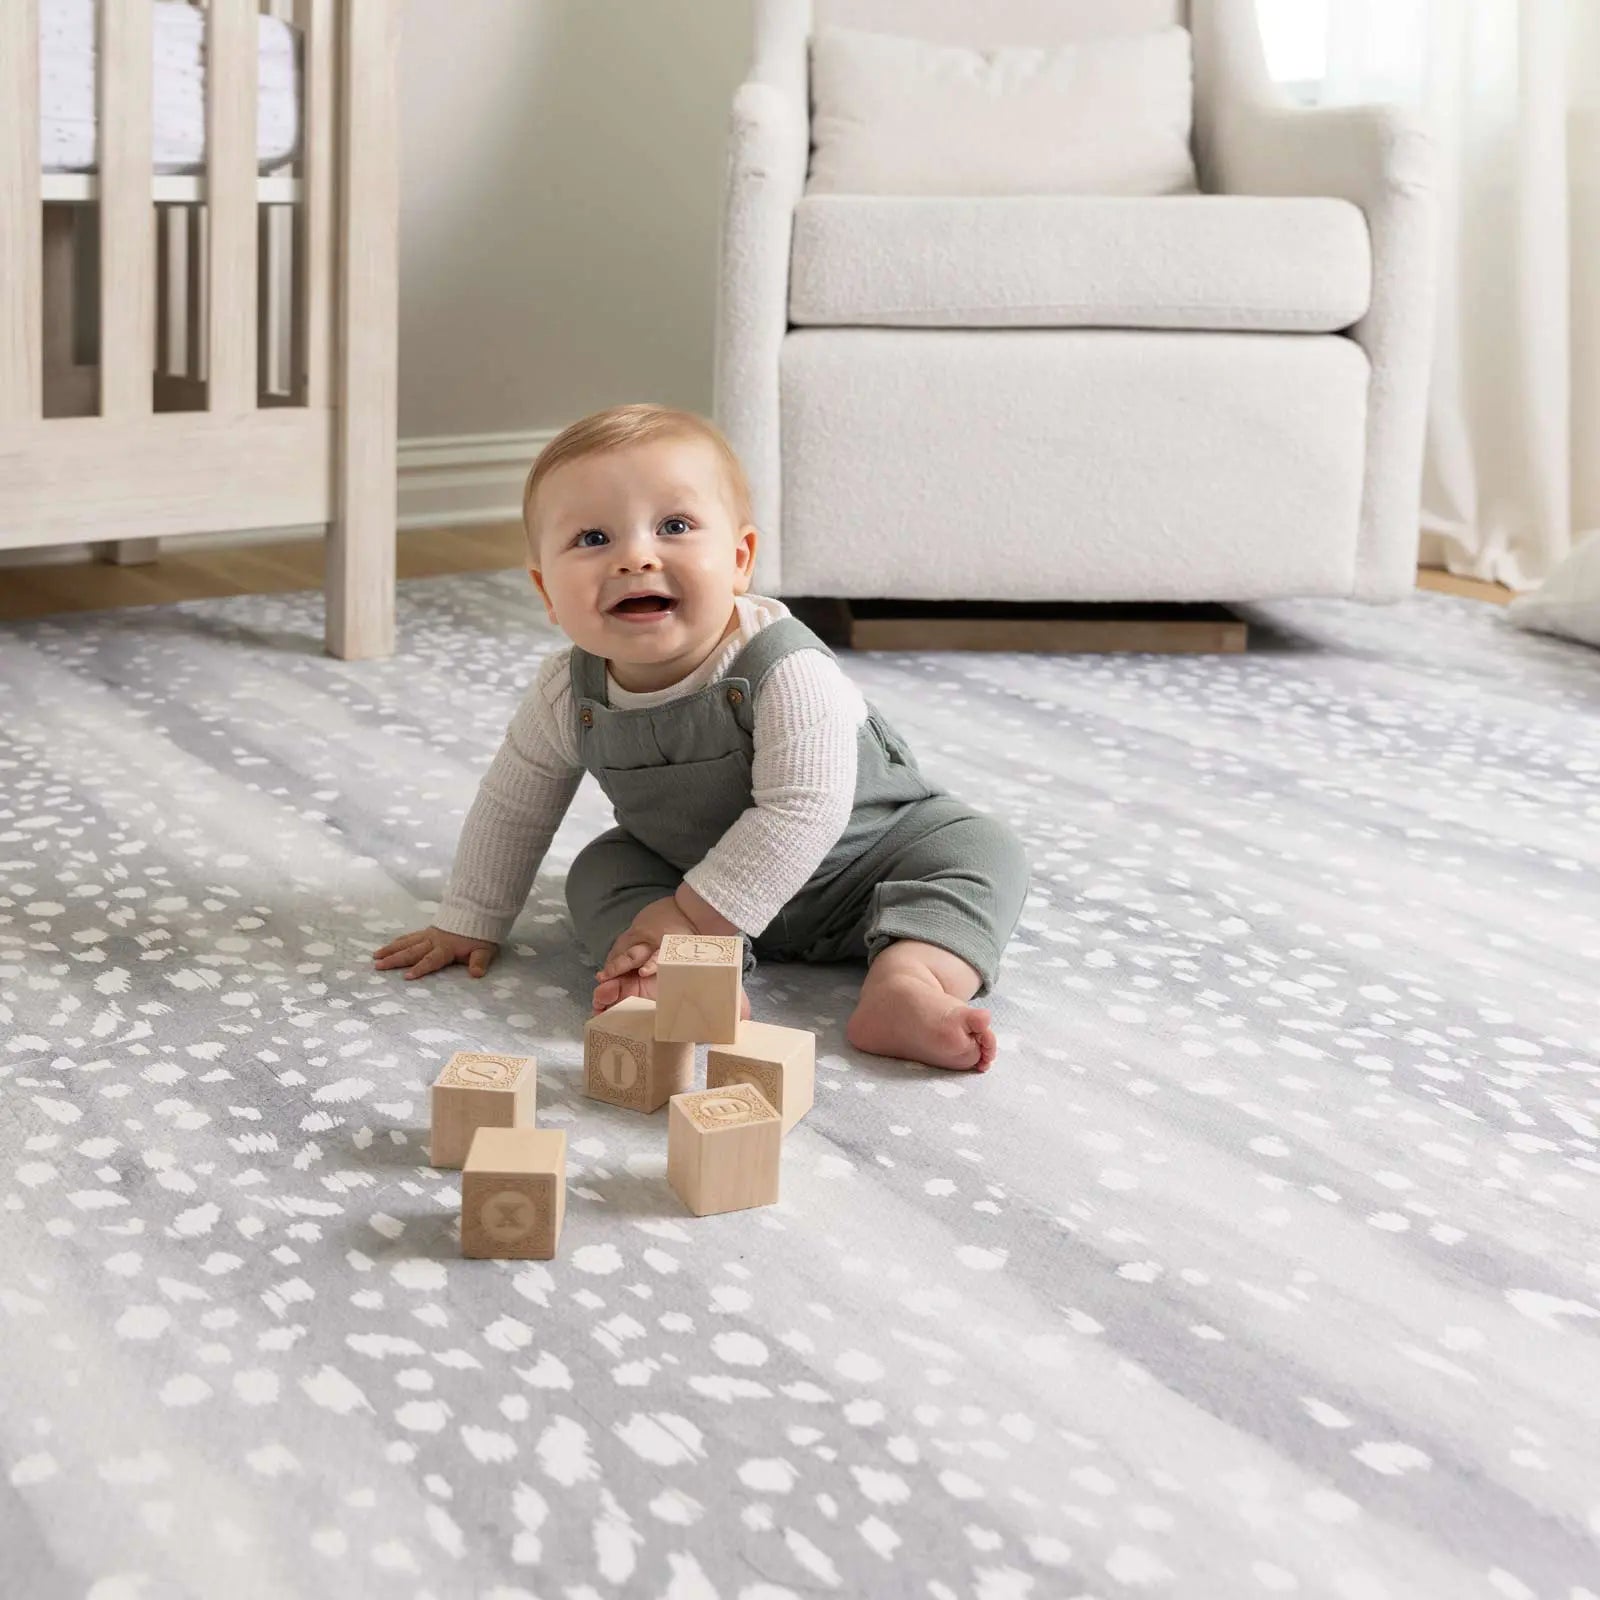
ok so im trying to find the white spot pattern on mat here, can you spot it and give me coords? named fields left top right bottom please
left=1, top=575, right=1598, bottom=1596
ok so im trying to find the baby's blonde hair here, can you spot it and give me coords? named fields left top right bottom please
left=522, top=403, right=753, bottom=562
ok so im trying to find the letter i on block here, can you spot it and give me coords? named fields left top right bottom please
left=666, top=1083, right=781, bottom=1216
left=583, top=996, right=693, bottom=1113
left=654, top=932, right=744, bottom=1044
left=461, top=1127, right=566, bottom=1259
left=430, top=1052, right=536, bottom=1168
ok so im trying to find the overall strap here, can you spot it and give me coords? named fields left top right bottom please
left=569, top=644, right=608, bottom=706
left=568, top=615, right=836, bottom=718
left=724, top=616, right=838, bottom=702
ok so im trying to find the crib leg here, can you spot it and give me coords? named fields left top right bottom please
left=326, top=0, right=399, bottom=660
left=91, top=538, right=161, bottom=566
left=90, top=200, right=158, bottom=564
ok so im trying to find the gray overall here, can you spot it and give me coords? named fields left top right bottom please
left=562, top=616, right=1029, bottom=998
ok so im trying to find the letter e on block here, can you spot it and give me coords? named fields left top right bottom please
left=666, top=1083, right=780, bottom=1216
left=706, top=1019, right=814, bottom=1133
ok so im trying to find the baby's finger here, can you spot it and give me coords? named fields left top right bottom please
left=375, top=939, right=429, bottom=970
left=403, top=949, right=450, bottom=981
left=373, top=933, right=422, bottom=959
left=468, top=948, right=491, bottom=978
left=599, top=939, right=648, bottom=978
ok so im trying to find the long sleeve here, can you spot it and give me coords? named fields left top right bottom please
left=434, top=652, right=584, bottom=945
left=681, top=648, right=864, bottom=936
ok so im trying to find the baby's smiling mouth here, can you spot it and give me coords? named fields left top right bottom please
left=607, top=594, right=678, bottom=615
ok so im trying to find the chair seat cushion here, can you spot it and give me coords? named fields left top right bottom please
left=789, top=193, right=1373, bottom=333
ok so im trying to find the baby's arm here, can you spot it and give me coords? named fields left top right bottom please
left=675, top=648, right=864, bottom=937
left=375, top=653, right=581, bottom=982
left=434, top=653, right=583, bottom=945
left=674, top=879, right=742, bottom=937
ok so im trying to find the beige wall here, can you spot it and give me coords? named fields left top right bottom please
left=400, top=0, right=755, bottom=442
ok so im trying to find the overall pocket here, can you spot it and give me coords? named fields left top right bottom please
left=600, top=749, right=754, bottom=871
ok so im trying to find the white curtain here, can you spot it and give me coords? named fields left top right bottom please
left=1259, top=0, right=1600, bottom=592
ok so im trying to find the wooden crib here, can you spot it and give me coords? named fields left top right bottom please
left=0, top=0, right=398, bottom=659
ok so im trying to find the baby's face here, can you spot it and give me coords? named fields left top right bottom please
left=528, top=437, right=758, bottom=692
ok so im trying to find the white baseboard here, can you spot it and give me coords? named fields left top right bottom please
left=0, top=428, right=553, bottom=568
left=395, top=428, right=554, bottom=532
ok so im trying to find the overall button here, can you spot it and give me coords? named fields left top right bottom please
left=580, top=707, right=594, bottom=727
left=727, top=687, right=743, bottom=706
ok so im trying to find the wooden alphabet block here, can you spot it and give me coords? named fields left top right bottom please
left=583, top=995, right=693, bottom=1113
left=666, top=1083, right=781, bottom=1217
left=653, top=932, right=744, bottom=1044
left=706, top=1020, right=815, bottom=1133
left=461, top=1126, right=566, bottom=1259
left=429, top=1051, right=536, bottom=1168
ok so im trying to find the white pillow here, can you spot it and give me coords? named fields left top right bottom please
left=807, top=24, right=1198, bottom=198
left=1504, top=530, right=1600, bottom=650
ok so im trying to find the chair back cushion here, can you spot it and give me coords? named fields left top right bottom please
left=808, top=23, right=1198, bottom=197
left=812, top=0, right=1187, bottom=47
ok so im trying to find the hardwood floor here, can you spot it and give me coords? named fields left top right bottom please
left=1413, top=568, right=1516, bottom=606
left=0, top=523, right=533, bottom=623
left=0, top=523, right=1517, bottom=623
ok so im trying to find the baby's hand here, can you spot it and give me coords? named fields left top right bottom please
left=596, top=895, right=699, bottom=982
left=373, top=925, right=498, bottom=981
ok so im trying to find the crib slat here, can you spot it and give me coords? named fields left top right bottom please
left=295, top=0, right=334, bottom=407
left=0, top=0, right=43, bottom=419
left=156, top=208, right=174, bottom=374
left=206, top=0, right=258, bottom=411
left=100, top=0, right=156, bottom=416
left=185, top=209, right=207, bottom=379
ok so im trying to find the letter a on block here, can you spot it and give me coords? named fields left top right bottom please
left=654, top=932, right=744, bottom=1044
left=430, top=1052, right=536, bottom=1168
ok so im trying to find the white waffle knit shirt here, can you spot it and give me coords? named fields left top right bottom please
left=433, top=595, right=869, bottom=945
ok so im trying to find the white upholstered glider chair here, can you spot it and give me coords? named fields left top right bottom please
left=713, top=0, right=1439, bottom=605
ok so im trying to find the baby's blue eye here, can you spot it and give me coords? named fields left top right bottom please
left=574, top=519, right=689, bottom=548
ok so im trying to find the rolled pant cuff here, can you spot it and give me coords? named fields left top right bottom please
left=864, top=914, right=1001, bottom=1000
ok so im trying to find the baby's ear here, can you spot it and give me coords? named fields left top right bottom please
left=527, top=567, right=557, bottom=619
left=735, top=523, right=759, bottom=584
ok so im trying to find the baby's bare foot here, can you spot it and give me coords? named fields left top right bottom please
left=592, top=970, right=753, bottom=1021
left=845, top=974, right=997, bottom=1073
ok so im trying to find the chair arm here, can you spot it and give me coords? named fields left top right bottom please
left=1190, top=0, right=1441, bottom=599
left=1206, top=97, right=1439, bottom=354
left=1206, top=95, right=1440, bottom=435
left=1216, top=101, right=1442, bottom=597
left=1208, top=95, right=1438, bottom=212
left=714, top=77, right=808, bottom=594
left=728, top=79, right=809, bottom=196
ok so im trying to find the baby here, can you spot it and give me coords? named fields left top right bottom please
left=374, top=404, right=1029, bottom=1072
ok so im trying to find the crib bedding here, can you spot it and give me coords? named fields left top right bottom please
left=40, top=0, right=299, bottom=176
